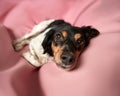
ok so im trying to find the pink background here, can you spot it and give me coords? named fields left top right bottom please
left=0, top=0, right=120, bottom=96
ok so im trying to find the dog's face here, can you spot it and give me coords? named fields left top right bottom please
left=42, top=20, right=99, bottom=70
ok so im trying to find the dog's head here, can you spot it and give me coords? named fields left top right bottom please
left=42, top=20, right=99, bottom=70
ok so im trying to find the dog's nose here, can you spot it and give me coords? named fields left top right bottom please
left=61, top=53, right=75, bottom=65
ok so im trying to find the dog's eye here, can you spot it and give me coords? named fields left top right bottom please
left=55, top=33, right=61, bottom=40
left=77, top=39, right=81, bottom=44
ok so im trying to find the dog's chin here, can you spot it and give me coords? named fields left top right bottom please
left=57, top=63, right=76, bottom=71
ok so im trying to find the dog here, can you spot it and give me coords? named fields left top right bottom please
left=12, top=19, right=99, bottom=70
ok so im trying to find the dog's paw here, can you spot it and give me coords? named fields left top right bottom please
left=12, top=39, right=25, bottom=51
left=12, top=40, right=23, bottom=51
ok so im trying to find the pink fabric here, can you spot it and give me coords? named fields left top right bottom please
left=0, top=0, right=120, bottom=96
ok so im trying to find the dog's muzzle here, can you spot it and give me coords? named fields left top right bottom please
left=55, top=50, right=78, bottom=70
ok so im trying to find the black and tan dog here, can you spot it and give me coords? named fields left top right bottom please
left=13, top=19, right=99, bottom=70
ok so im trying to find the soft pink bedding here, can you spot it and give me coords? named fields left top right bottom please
left=0, top=0, right=120, bottom=96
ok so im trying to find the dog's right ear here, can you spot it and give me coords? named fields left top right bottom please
left=81, top=26, right=100, bottom=39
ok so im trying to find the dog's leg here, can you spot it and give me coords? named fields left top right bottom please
left=13, top=19, right=55, bottom=51
left=22, top=51, right=41, bottom=67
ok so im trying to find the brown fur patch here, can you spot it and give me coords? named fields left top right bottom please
left=62, top=31, right=68, bottom=38
left=74, top=33, right=81, bottom=41
left=51, top=42, right=65, bottom=64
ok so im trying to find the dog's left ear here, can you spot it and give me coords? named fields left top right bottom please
left=81, top=26, right=100, bottom=39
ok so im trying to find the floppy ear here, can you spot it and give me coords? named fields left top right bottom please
left=81, top=26, right=100, bottom=39
left=42, top=29, right=55, bottom=56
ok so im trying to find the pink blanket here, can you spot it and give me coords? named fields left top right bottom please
left=0, top=0, right=120, bottom=96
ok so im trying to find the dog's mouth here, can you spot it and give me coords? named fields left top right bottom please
left=59, top=64, right=75, bottom=71
left=56, top=57, right=78, bottom=71
left=57, top=63, right=75, bottom=71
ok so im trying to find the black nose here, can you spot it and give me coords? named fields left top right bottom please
left=61, top=53, right=75, bottom=65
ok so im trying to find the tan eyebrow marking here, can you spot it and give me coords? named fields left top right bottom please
left=62, top=31, right=68, bottom=38
left=74, top=33, right=81, bottom=41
